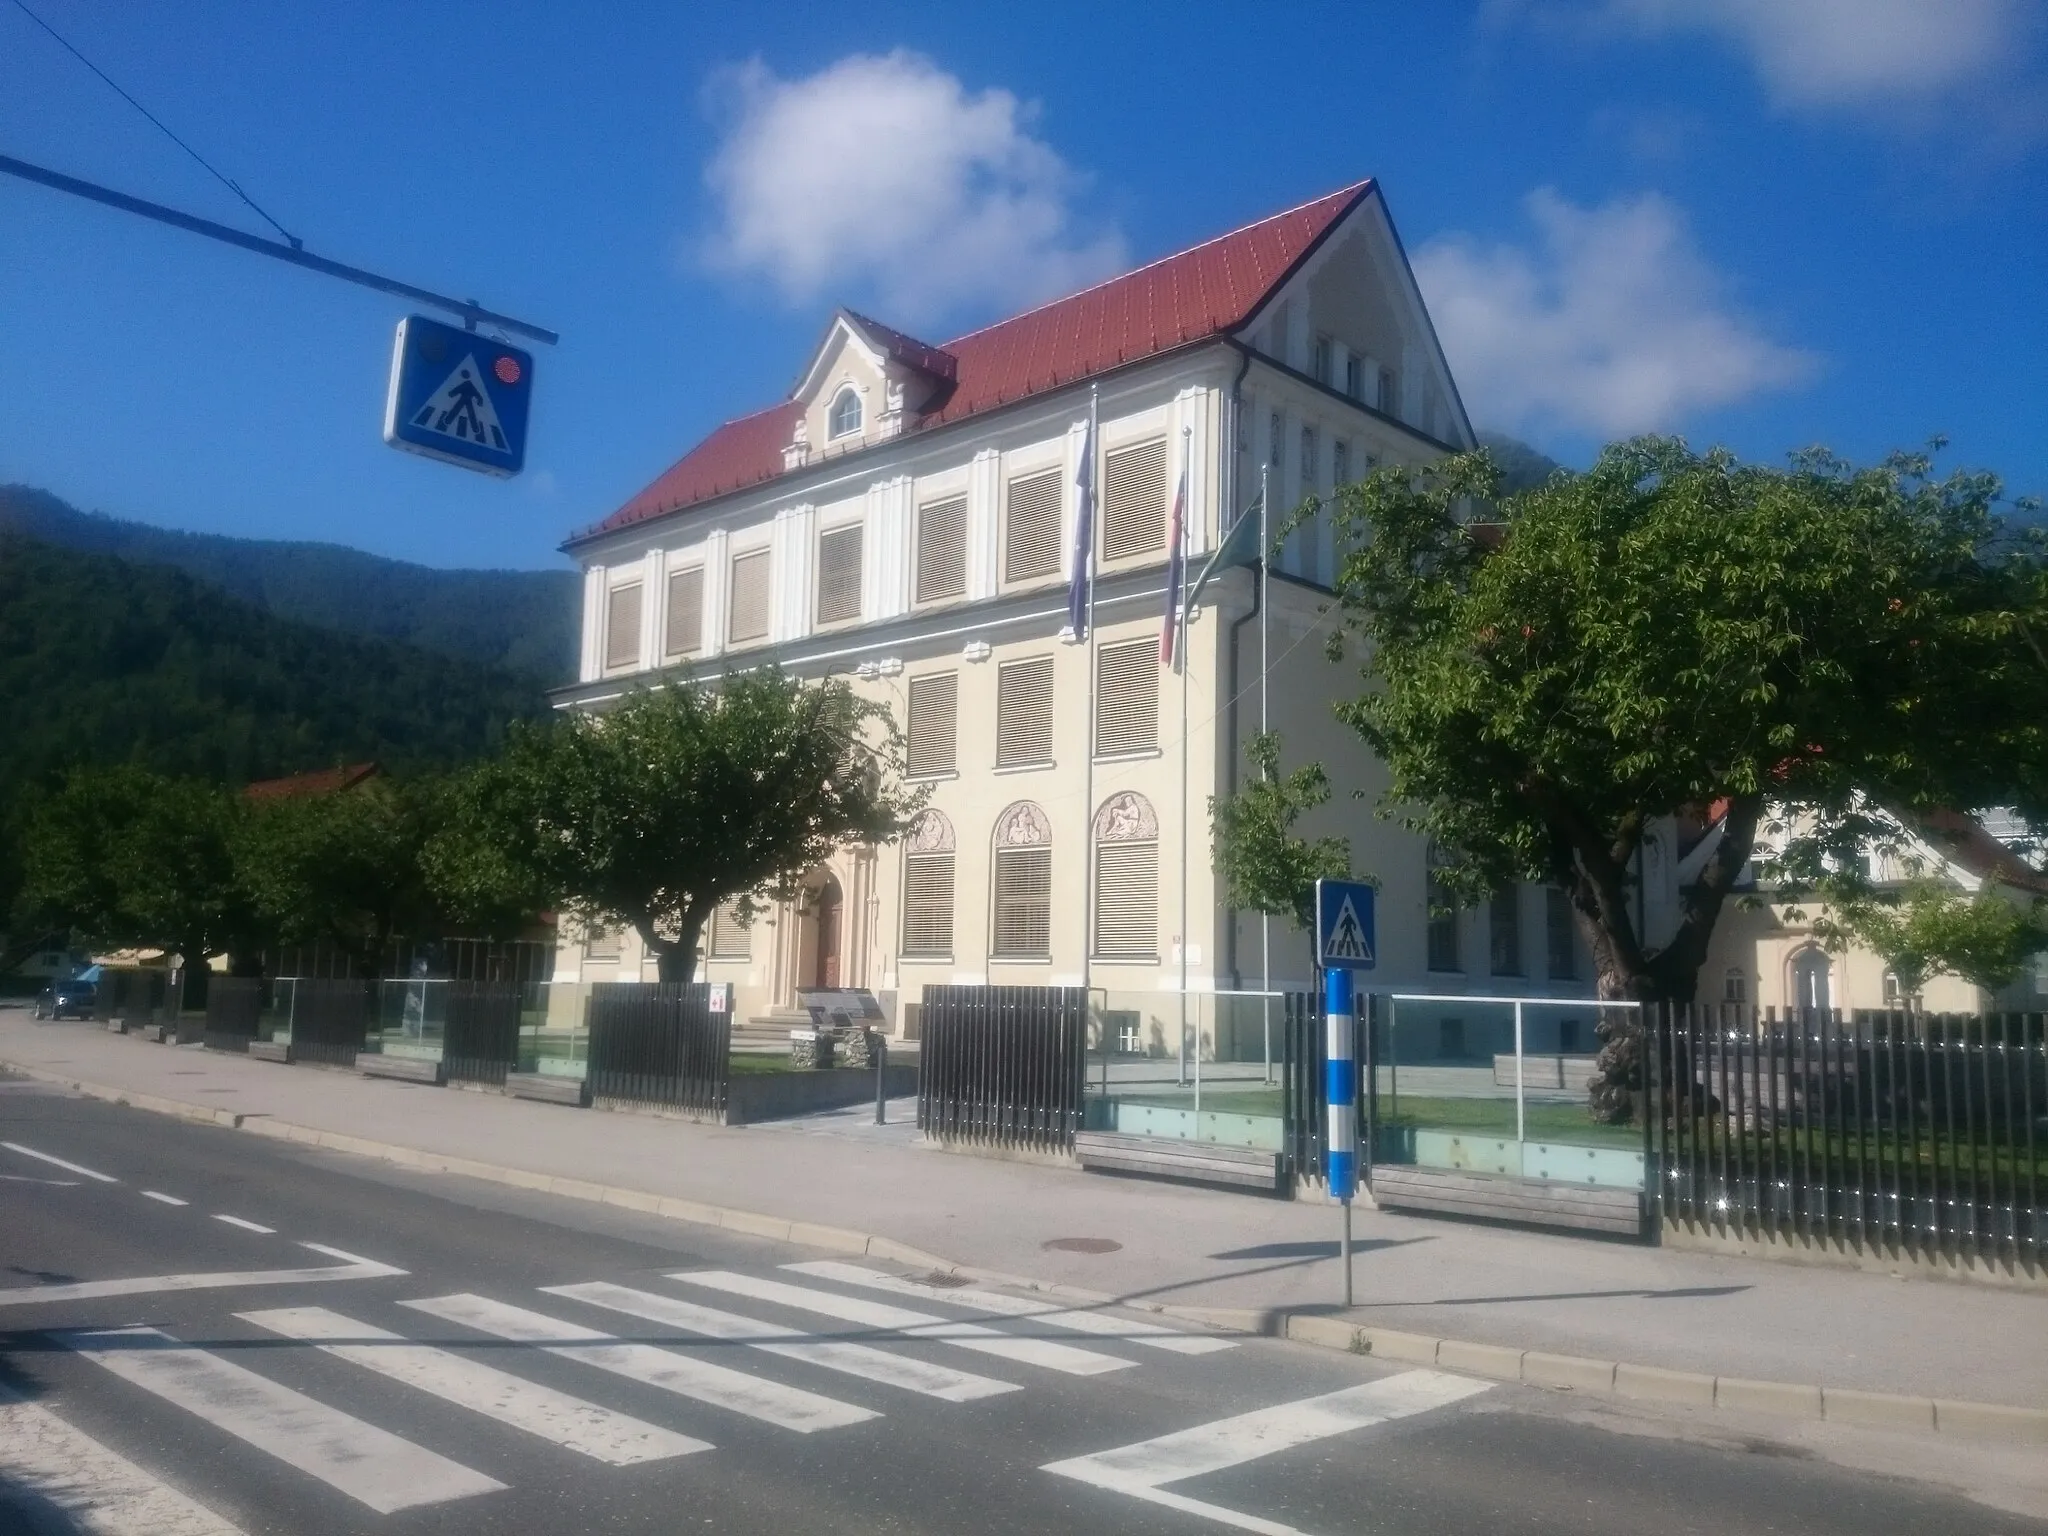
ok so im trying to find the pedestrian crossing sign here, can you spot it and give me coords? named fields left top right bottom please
left=1315, top=878, right=1376, bottom=971
left=382, top=313, right=533, bottom=477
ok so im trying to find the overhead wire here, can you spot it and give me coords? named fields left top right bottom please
left=6, top=0, right=302, bottom=248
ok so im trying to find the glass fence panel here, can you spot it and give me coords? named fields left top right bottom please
left=1378, top=996, right=1643, bottom=1189
left=518, top=978, right=591, bottom=1079
left=1082, top=988, right=1288, bottom=1153
left=370, top=978, right=449, bottom=1059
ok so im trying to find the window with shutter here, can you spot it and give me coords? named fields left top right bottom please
left=583, top=927, right=620, bottom=962
left=991, top=847, right=1051, bottom=958
left=1091, top=792, right=1159, bottom=961
left=727, top=549, right=770, bottom=645
left=604, top=582, right=642, bottom=673
left=905, top=672, right=957, bottom=778
left=1004, top=471, right=1062, bottom=583
left=915, top=497, right=967, bottom=604
left=1489, top=888, right=1522, bottom=976
left=900, top=854, right=955, bottom=957
left=1344, top=356, right=1363, bottom=400
left=1332, top=440, right=1349, bottom=487
left=816, top=524, right=863, bottom=626
left=1426, top=843, right=1460, bottom=973
left=1094, top=640, right=1157, bottom=757
left=1101, top=439, right=1168, bottom=561
left=1378, top=367, right=1398, bottom=416
left=995, top=657, right=1054, bottom=768
left=1300, top=426, right=1318, bottom=492
left=664, top=567, right=703, bottom=659
left=1546, top=886, right=1577, bottom=981
left=709, top=900, right=751, bottom=959
left=1312, top=334, right=1333, bottom=385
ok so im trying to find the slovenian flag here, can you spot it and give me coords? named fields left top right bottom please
left=1160, top=461, right=1188, bottom=668
left=1066, top=414, right=1096, bottom=641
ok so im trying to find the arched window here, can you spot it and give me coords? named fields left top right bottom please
left=1092, top=792, right=1159, bottom=961
left=1425, top=842, right=1460, bottom=973
left=900, top=811, right=956, bottom=959
left=991, top=802, right=1052, bottom=959
left=1791, top=948, right=1832, bottom=1015
left=828, top=386, right=863, bottom=439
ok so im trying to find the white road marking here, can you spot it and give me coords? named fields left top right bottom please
left=787, top=1261, right=1238, bottom=1355
left=0, top=1382, right=246, bottom=1536
left=212, top=1215, right=275, bottom=1234
left=670, top=1270, right=1135, bottom=1378
left=0, top=1250, right=405, bottom=1309
left=56, top=1327, right=503, bottom=1514
left=141, top=1190, right=189, bottom=1205
left=0, top=1173, right=79, bottom=1185
left=546, top=1281, right=1019, bottom=1403
left=1042, top=1370, right=1492, bottom=1535
left=2, top=1139, right=118, bottom=1182
left=403, top=1293, right=877, bottom=1433
left=239, top=1306, right=709, bottom=1466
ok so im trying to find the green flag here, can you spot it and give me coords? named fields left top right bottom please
left=1185, top=492, right=1265, bottom=617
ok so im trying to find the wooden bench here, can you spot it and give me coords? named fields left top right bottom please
left=1075, top=1131, right=1285, bottom=1194
left=1370, top=1164, right=1643, bottom=1236
left=505, top=1072, right=590, bottom=1107
left=358, top=1054, right=445, bottom=1086
left=246, top=1039, right=293, bottom=1064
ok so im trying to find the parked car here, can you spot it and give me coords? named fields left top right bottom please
left=31, top=965, right=101, bottom=1020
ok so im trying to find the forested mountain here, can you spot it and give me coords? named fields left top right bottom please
left=0, top=534, right=548, bottom=799
left=0, top=485, right=579, bottom=682
left=1478, top=432, right=1568, bottom=495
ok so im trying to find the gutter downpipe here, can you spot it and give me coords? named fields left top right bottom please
left=1222, top=347, right=1255, bottom=990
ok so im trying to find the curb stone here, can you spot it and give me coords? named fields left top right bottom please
left=7, top=1056, right=2045, bottom=1448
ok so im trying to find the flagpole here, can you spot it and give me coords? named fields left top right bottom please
left=1259, top=463, right=1271, bottom=1015
left=1178, top=424, right=1192, bottom=1093
left=1080, top=386, right=1099, bottom=1011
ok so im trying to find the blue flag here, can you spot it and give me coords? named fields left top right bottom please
left=1066, top=415, right=1095, bottom=640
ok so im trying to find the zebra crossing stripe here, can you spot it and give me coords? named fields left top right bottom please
left=545, top=1281, right=1019, bottom=1403
left=785, top=1262, right=1237, bottom=1355
left=0, top=1383, right=244, bottom=1536
left=237, top=1306, right=710, bottom=1465
left=401, top=1293, right=877, bottom=1433
left=668, top=1271, right=1134, bottom=1378
left=55, top=1327, right=504, bottom=1514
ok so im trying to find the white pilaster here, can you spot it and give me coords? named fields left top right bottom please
left=868, top=476, right=911, bottom=620
left=638, top=548, right=663, bottom=670
left=966, top=448, right=1001, bottom=600
left=771, top=502, right=815, bottom=643
left=702, top=529, right=730, bottom=657
left=579, top=565, right=604, bottom=682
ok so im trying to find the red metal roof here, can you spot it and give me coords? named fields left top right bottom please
left=244, top=762, right=381, bottom=801
left=576, top=180, right=1374, bottom=544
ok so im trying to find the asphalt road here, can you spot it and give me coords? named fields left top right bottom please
left=0, top=1072, right=2038, bottom=1536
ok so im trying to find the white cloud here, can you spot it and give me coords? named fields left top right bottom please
left=1414, top=189, right=1818, bottom=439
left=699, top=51, right=1126, bottom=328
left=1592, top=0, right=2033, bottom=108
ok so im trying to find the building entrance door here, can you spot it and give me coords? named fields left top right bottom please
left=811, top=876, right=842, bottom=989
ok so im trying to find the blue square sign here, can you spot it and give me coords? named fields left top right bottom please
left=382, top=314, right=532, bottom=477
left=1315, top=879, right=1377, bottom=971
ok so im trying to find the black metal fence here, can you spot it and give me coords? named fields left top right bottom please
left=918, top=985, right=1087, bottom=1153
left=291, top=979, right=373, bottom=1067
left=1278, top=991, right=1376, bottom=1189
left=203, top=977, right=263, bottom=1051
left=1648, top=1004, right=2045, bottom=1274
left=585, top=982, right=729, bottom=1116
left=442, top=982, right=524, bottom=1085
left=94, top=968, right=174, bottom=1031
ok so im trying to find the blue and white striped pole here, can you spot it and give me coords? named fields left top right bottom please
left=1325, top=966, right=1357, bottom=1307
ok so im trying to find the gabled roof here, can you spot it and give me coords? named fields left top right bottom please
left=244, top=762, right=381, bottom=801
left=573, top=179, right=1375, bottom=545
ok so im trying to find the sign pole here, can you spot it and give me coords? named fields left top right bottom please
left=1325, top=963, right=1357, bottom=1308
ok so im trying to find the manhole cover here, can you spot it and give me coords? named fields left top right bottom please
left=1041, top=1237, right=1122, bottom=1254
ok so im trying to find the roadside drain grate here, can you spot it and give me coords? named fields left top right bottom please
left=1040, top=1237, right=1122, bottom=1254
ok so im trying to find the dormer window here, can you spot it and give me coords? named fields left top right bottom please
left=828, top=386, right=863, bottom=439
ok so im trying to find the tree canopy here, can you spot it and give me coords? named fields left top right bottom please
left=1210, top=731, right=1354, bottom=931
left=1321, top=436, right=2047, bottom=1119
left=429, top=671, right=921, bottom=982
left=1812, top=879, right=2048, bottom=997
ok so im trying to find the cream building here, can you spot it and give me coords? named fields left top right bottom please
left=547, top=179, right=1599, bottom=1048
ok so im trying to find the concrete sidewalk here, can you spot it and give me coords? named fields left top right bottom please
left=4, top=1010, right=2043, bottom=1415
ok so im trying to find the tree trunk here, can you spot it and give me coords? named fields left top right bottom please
left=178, top=936, right=211, bottom=1013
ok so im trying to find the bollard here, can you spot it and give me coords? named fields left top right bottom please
left=874, top=1035, right=888, bottom=1125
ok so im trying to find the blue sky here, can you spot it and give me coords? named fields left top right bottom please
left=2, top=0, right=2042, bottom=571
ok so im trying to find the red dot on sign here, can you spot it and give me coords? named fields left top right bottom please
left=494, top=356, right=523, bottom=385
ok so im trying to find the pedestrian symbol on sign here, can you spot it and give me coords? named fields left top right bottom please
left=410, top=355, right=508, bottom=451
left=1326, top=898, right=1370, bottom=961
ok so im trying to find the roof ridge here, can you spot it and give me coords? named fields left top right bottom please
left=937, top=178, right=1374, bottom=349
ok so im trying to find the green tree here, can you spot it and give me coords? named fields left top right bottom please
left=17, top=766, right=258, bottom=1006
left=428, top=671, right=921, bottom=983
left=1210, top=731, right=1355, bottom=930
left=238, top=777, right=444, bottom=978
left=1814, top=878, right=2048, bottom=998
left=1322, top=437, right=2047, bottom=1121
